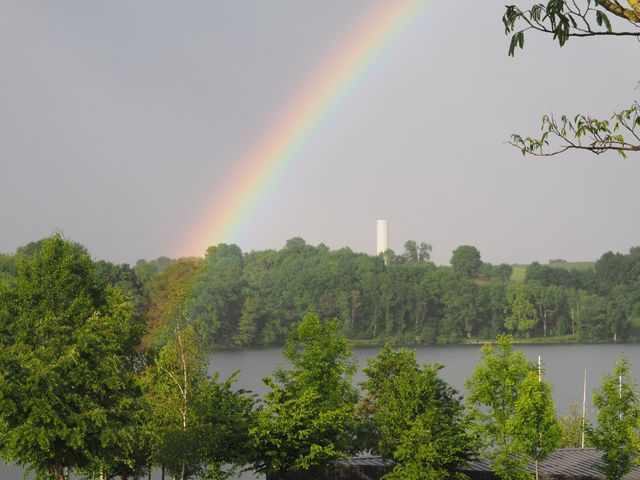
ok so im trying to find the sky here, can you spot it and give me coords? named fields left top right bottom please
left=1, top=1, right=639, bottom=266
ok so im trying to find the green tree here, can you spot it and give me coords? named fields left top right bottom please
left=569, top=290, right=610, bottom=341
left=608, top=285, right=633, bottom=341
left=466, top=335, right=535, bottom=480
left=504, top=284, right=538, bottom=336
left=529, top=283, right=565, bottom=337
left=360, top=345, right=477, bottom=480
left=141, top=257, right=203, bottom=350
left=0, top=253, right=16, bottom=283
left=142, top=294, right=253, bottom=480
left=198, top=374, right=256, bottom=479
left=442, top=276, right=481, bottom=340
left=250, top=312, right=358, bottom=476
left=503, top=1, right=640, bottom=157
left=588, top=357, right=640, bottom=480
left=358, top=344, right=421, bottom=456
left=0, top=235, right=144, bottom=480
left=134, top=256, right=172, bottom=289
left=402, top=240, right=432, bottom=263
left=478, top=280, right=509, bottom=339
left=510, top=370, right=561, bottom=480
left=142, top=305, right=207, bottom=480
left=190, top=244, right=245, bottom=345
left=450, top=245, right=482, bottom=278
left=558, top=403, right=587, bottom=448
left=495, top=263, right=514, bottom=282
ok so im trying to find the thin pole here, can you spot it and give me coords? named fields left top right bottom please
left=537, top=355, right=542, bottom=480
left=620, top=374, right=623, bottom=420
left=620, top=374, right=623, bottom=398
left=538, top=355, right=542, bottom=382
left=581, top=369, right=586, bottom=449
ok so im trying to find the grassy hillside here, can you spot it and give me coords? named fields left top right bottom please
left=510, top=261, right=595, bottom=283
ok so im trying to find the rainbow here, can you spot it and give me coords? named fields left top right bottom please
left=183, top=0, right=428, bottom=256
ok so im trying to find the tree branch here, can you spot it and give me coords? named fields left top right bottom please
left=510, top=102, right=640, bottom=157
left=597, top=0, right=640, bottom=22
left=504, top=1, right=640, bottom=56
left=160, top=366, right=185, bottom=398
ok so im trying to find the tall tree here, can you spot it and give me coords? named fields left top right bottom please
left=442, top=276, right=481, bottom=340
left=504, top=284, right=538, bottom=336
left=142, top=293, right=254, bottom=480
left=401, top=241, right=432, bottom=263
left=190, top=244, right=245, bottom=345
left=529, top=283, right=565, bottom=337
left=142, top=300, right=207, bottom=480
left=141, top=257, right=203, bottom=350
left=0, top=235, right=143, bottom=480
left=358, top=344, right=421, bottom=456
left=360, top=345, right=477, bottom=480
left=466, top=335, right=536, bottom=480
left=250, top=312, right=358, bottom=476
left=510, top=370, right=561, bottom=480
left=589, top=357, right=640, bottom=480
left=450, top=245, right=482, bottom=278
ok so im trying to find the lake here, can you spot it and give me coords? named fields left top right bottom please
left=3, top=343, right=640, bottom=479
left=209, top=342, right=640, bottom=417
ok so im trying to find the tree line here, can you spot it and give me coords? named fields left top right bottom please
left=0, top=235, right=639, bottom=480
left=2, top=237, right=640, bottom=348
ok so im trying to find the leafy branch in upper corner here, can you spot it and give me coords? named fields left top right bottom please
left=509, top=100, right=640, bottom=157
left=504, top=0, right=640, bottom=54
left=503, top=1, right=640, bottom=157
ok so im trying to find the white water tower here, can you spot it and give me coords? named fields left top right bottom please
left=376, top=219, right=389, bottom=256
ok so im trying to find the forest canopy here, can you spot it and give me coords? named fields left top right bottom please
left=2, top=236, right=639, bottom=348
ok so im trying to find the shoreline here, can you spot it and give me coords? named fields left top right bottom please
left=209, top=335, right=638, bottom=351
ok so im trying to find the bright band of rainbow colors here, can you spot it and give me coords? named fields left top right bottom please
left=183, top=0, right=428, bottom=257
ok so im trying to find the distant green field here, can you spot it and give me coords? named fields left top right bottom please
left=511, top=265, right=527, bottom=283
left=510, top=261, right=595, bottom=283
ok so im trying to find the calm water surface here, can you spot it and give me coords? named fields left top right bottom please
left=4, top=343, right=640, bottom=479
left=210, top=343, right=640, bottom=415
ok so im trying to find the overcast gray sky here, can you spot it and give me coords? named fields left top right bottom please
left=1, top=1, right=638, bottom=266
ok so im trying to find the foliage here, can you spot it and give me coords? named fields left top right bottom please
left=250, top=312, right=358, bottom=475
left=504, top=284, right=538, bottom=336
left=466, top=335, right=536, bottom=480
left=129, top=241, right=640, bottom=345
left=503, top=1, right=640, bottom=55
left=503, top=0, right=640, bottom=157
left=141, top=257, right=203, bottom=350
left=0, top=253, right=16, bottom=283
left=0, top=234, right=143, bottom=479
left=479, top=263, right=513, bottom=282
left=510, top=370, right=561, bottom=480
left=190, top=244, right=245, bottom=345
left=360, top=345, right=478, bottom=480
left=11, top=236, right=640, bottom=349
left=358, top=344, right=422, bottom=456
left=588, top=357, right=640, bottom=480
left=450, top=245, right=483, bottom=278
left=399, top=241, right=433, bottom=264
left=442, top=276, right=482, bottom=340
left=509, top=104, right=640, bottom=158
left=142, top=294, right=254, bottom=480
left=558, top=403, right=588, bottom=448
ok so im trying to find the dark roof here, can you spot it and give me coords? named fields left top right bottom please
left=464, top=448, right=640, bottom=480
left=339, top=449, right=640, bottom=480
left=334, top=456, right=390, bottom=468
left=537, top=448, right=640, bottom=480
